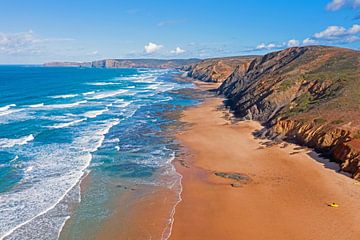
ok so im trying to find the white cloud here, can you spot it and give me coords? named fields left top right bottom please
left=344, top=35, right=360, bottom=42
left=251, top=23, right=360, bottom=53
left=326, top=0, right=347, bottom=11
left=314, top=26, right=347, bottom=39
left=302, top=38, right=317, bottom=45
left=348, top=24, right=360, bottom=34
left=144, top=42, right=163, bottom=54
left=256, top=43, right=278, bottom=50
left=326, top=0, right=360, bottom=11
left=0, top=30, right=73, bottom=55
left=314, top=24, right=360, bottom=42
left=170, top=47, right=186, bottom=54
left=287, top=39, right=300, bottom=47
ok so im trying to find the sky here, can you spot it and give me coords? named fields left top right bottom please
left=0, top=0, right=359, bottom=63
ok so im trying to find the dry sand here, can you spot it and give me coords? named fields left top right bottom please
left=169, top=83, right=360, bottom=240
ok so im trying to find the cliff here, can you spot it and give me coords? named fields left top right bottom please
left=182, top=56, right=258, bottom=83
left=188, top=46, right=360, bottom=180
left=44, top=58, right=200, bottom=69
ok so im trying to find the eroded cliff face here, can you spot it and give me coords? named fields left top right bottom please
left=269, top=119, right=360, bottom=180
left=188, top=46, right=360, bottom=180
left=183, top=56, right=257, bottom=83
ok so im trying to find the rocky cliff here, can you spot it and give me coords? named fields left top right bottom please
left=182, top=56, right=258, bottom=83
left=188, top=46, right=360, bottom=180
left=44, top=58, right=200, bottom=69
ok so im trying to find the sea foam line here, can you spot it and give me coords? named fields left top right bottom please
left=161, top=153, right=183, bottom=240
left=87, top=90, right=128, bottom=100
left=0, top=104, right=22, bottom=117
left=83, top=108, right=108, bottom=119
left=0, top=134, right=34, bottom=148
left=0, top=104, right=16, bottom=112
left=28, top=103, right=45, bottom=108
left=42, top=100, right=87, bottom=109
left=86, top=82, right=122, bottom=86
left=46, top=118, right=87, bottom=129
left=49, top=94, right=79, bottom=99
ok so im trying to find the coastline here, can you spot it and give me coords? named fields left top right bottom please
left=57, top=78, right=360, bottom=240
left=169, top=82, right=360, bottom=239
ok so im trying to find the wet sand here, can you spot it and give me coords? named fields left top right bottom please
left=169, top=83, right=360, bottom=240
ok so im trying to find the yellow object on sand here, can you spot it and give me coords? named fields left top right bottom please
left=354, top=181, right=360, bottom=185
left=329, top=203, right=339, bottom=208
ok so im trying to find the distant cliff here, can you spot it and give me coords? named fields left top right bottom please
left=186, top=46, right=360, bottom=180
left=44, top=58, right=200, bottom=69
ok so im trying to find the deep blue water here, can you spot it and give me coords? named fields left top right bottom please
left=0, top=66, right=197, bottom=239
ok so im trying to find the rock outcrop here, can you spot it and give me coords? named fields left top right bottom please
left=188, top=46, right=360, bottom=180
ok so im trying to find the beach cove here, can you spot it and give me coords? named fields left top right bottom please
left=168, top=81, right=360, bottom=240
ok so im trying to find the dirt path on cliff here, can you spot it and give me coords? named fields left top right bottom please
left=169, top=85, right=360, bottom=240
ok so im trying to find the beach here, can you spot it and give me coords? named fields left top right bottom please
left=169, top=82, right=360, bottom=240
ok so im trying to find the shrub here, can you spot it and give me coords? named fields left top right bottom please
left=331, top=119, right=344, bottom=125
left=314, top=118, right=326, bottom=125
left=353, top=133, right=360, bottom=139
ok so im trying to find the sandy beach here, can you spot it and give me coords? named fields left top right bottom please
left=169, top=82, right=360, bottom=240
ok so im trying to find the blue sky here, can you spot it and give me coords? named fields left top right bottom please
left=0, top=0, right=359, bottom=63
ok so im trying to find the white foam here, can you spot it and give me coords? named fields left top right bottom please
left=49, top=94, right=79, bottom=99
left=0, top=134, right=34, bottom=148
left=25, top=166, right=34, bottom=173
left=83, top=108, right=108, bottom=119
left=86, top=82, right=122, bottom=86
left=0, top=104, right=16, bottom=112
left=87, top=90, right=128, bottom=100
left=107, top=138, right=120, bottom=143
left=114, top=100, right=132, bottom=108
left=82, top=91, right=95, bottom=96
left=9, top=155, right=19, bottom=163
left=28, top=103, right=45, bottom=108
left=42, top=100, right=87, bottom=109
left=46, top=119, right=87, bottom=129
left=0, top=104, right=22, bottom=117
left=0, top=118, right=120, bottom=239
left=147, top=82, right=161, bottom=90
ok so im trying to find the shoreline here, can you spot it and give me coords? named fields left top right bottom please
left=169, top=82, right=360, bottom=239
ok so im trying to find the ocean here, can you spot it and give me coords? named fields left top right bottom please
left=0, top=66, right=198, bottom=239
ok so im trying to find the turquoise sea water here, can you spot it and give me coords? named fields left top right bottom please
left=0, top=66, right=198, bottom=239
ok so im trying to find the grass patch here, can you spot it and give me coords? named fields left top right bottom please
left=331, top=119, right=344, bottom=125
left=279, top=79, right=293, bottom=91
left=314, top=118, right=327, bottom=125
left=353, top=133, right=360, bottom=139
